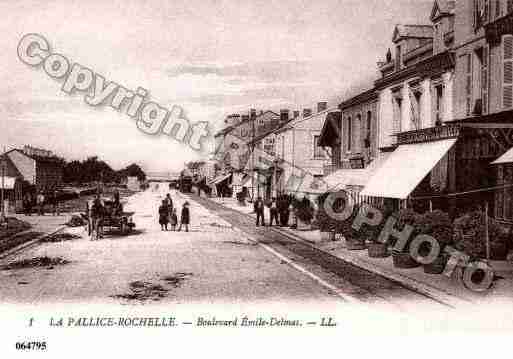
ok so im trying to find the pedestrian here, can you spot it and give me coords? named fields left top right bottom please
left=165, top=193, right=173, bottom=218
left=23, top=193, right=32, bottom=216
left=169, top=208, right=178, bottom=231
left=90, top=194, right=105, bottom=240
left=50, top=189, right=60, bottom=216
left=36, top=191, right=45, bottom=216
left=159, top=200, right=169, bottom=231
left=269, top=197, right=279, bottom=227
left=254, top=196, right=265, bottom=227
left=178, top=201, right=190, bottom=232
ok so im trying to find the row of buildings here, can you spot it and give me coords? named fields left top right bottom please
left=193, top=0, right=513, bottom=224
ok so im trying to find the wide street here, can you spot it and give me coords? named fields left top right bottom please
left=0, top=187, right=446, bottom=313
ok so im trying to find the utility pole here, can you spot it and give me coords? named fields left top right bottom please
left=251, top=109, right=255, bottom=202
left=1, top=146, right=6, bottom=224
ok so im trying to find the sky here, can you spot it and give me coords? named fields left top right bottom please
left=1, top=0, right=433, bottom=172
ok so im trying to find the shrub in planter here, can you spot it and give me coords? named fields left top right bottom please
left=295, top=197, right=314, bottom=225
left=453, top=211, right=510, bottom=260
left=390, top=208, right=421, bottom=268
left=236, top=191, right=246, bottom=206
left=357, top=205, right=393, bottom=258
left=334, top=201, right=366, bottom=250
left=412, top=210, right=453, bottom=273
left=316, top=192, right=337, bottom=241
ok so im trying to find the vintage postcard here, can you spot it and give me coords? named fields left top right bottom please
left=1, top=0, right=513, bottom=357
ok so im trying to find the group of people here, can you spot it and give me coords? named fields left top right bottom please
left=253, top=195, right=294, bottom=227
left=158, top=193, right=190, bottom=232
left=23, top=189, right=60, bottom=216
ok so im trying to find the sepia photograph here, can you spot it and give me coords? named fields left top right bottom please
left=1, top=0, right=513, bottom=356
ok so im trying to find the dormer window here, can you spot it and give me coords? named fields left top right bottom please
left=395, top=45, right=402, bottom=71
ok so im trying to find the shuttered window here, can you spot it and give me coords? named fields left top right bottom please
left=496, top=0, right=502, bottom=18
left=503, top=35, right=513, bottom=109
left=482, top=45, right=489, bottom=114
left=508, top=0, right=513, bottom=13
left=466, top=54, right=473, bottom=115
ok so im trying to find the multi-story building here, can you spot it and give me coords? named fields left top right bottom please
left=358, top=0, right=460, bottom=212
left=319, top=88, right=384, bottom=201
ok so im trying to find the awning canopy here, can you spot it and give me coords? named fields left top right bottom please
left=360, top=138, right=457, bottom=199
left=492, top=147, right=513, bottom=165
left=208, top=173, right=231, bottom=186
left=0, top=177, right=17, bottom=190
left=323, top=153, right=392, bottom=192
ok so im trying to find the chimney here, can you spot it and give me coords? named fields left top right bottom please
left=317, top=102, right=328, bottom=113
left=250, top=109, right=257, bottom=121
left=303, top=108, right=312, bottom=118
left=280, top=109, right=289, bottom=124
left=293, top=110, right=300, bottom=119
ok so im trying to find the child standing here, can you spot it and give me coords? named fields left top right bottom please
left=178, top=202, right=190, bottom=232
left=169, top=208, right=178, bottom=231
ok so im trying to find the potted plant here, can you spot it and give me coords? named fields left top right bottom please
left=391, top=208, right=421, bottom=269
left=316, top=193, right=336, bottom=241
left=336, top=202, right=366, bottom=250
left=295, top=197, right=314, bottom=231
left=236, top=191, right=246, bottom=206
left=453, top=210, right=510, bottom=261
left=414, top=210, right=453, bottom=274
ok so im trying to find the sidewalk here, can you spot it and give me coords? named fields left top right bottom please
left=210, top=197, right=513, bottom=306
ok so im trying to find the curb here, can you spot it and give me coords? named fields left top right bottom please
left=0, top=225, right=68, bottom=260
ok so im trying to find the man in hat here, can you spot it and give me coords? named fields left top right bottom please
left=178, top=201, right=190, bottom=232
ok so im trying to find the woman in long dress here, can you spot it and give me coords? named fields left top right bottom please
left=158, top=200, right=169, bottom=231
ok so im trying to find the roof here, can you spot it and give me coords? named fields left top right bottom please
left=431, top=0, right=455, bottom=21
left=393, top=24, right=433, bottom=43
left=339, top=87, right=378, bottom=110
left=5, top=149, right=63, bottom=164
left=492, top=148, right=513, bottom=165
left=214, top=110, right=280, bottom=138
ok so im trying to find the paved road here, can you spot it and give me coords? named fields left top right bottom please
left=0, top=187, right=342, bottom=306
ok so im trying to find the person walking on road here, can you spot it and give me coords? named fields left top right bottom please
left=159, top=200, right=169, bottom=231
left=36, top=191, right=45, bottom=216
left=254, top=196, right=265, bottom=227
left=164, top=193, right=173, bottom=221
left=178, top=201, right=190, bottom=232
left=169, top=208, right=178, bottom=231
left=50, top=189, right=60, bottom=216
left=90, top=194, right=105, bottom=240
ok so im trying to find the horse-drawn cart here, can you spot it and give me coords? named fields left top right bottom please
left=86, top=199, right=136, bottom=238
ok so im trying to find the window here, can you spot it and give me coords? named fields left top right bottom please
left=347, top=117, right=352, bottom=152
left=395, top=45, right=402, bottom=71
left=365, top=111, right=372, bottom=148
left=355, top=114, right=362, bottom=153
left=509, top=0, right=513, bottom=13
left=503, top=35, right=513, bottom=109
left=392, top=91, right=402, bottom=134
left=465, top=54, right=473, bottom=115
left=482, top=45, right=489, bottom=114
left=313, top=135, right=325, bottom=158
left=435, top=84, right=444, bottom=125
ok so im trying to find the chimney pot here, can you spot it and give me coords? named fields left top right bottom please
left=317, top=102, right=328, bottom=113
left=293, top=110, right=300, bottom=118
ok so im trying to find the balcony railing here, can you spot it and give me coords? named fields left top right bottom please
left=395, top=124, right=461, bottom=145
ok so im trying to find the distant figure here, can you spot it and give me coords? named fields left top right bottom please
left=36, top=191, right=45, bottom=216
left=50, top=189, right=59, bottom=216
left=178, top=201, right=190, bottom=232
left=159, top=200, right=169, bottom=231
left=269, top=197, right=279, bottom=227
left=169, top=208, right=178, bottom=231
left=23, top=193, right=33, bottom=216
left=90, top=194, right=105, bottom=240
left=254, top=197, right=265, bottom=227
left=165, top=193, right=173, bottom=216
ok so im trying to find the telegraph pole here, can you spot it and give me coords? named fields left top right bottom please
left=251, top=109, right=255, bottom=202
left=1, top=147, right=6, bottom=224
